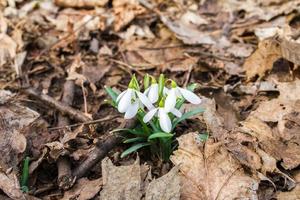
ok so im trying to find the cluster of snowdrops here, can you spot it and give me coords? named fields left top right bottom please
left=105, top=74, right=204, bottom=160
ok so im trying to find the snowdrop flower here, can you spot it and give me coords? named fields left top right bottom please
left=165, top=84, right=201, bottom=111
left=144, top=83, right=159, bottom=103
left=117, top=88, right=154, bottom=119
left=143, top=105, right=182, bottom=133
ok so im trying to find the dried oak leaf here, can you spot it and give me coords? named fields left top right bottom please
left=100, top=157, right=142, bottom=200
left=170, top=132, right=259, bottom=200
left=54, top=0, right=108, bottom=8
left=145, top=166, right=180, bottom=200
left=61, top=177, right=103, bottom=200
left=243, top=39, right=282, bottom=80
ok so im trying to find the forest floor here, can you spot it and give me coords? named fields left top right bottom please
left=1, top=0, right=300, bottom=199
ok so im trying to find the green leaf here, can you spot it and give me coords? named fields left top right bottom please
left=148, top=132, right=173, bottom=140
left=104, top=86, right=119, bottom=104
left=175, top=83, right=198, bottom=109
left=124, top=137, right=146, bottom=143
left=121, top=143, right=151, bottom=158
left=172, top=107, right=205, bottom=130
left=111, top=128, right=146, bottom=136
left=158, top=74, right=165, bottom=99
left=21, top=156, right=30, bottom=193
left=144, top=74, right=150, bottom=90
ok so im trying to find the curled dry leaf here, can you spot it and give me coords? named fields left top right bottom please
left=54, top=0, right=108, bottom=8
left=0, top=33, right=17, bottom=67
left=170, top=132, right=259, bottom=200
left=61, top=177, right=103, bottom=200
left=277, top=171, right=300, bottom=200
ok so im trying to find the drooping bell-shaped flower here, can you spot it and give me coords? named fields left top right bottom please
left=117, top=75, right=154, bottom=119
left=165, top=81, right=202, bottom=108
left=143, top=98, right=182, bottom=133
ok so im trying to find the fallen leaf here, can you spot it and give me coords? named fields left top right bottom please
left=0, top=171, right=25, bottom=200
left=61, top=178, right=102, bottom=200
left=145, top=166, right=180, bottom=200
left=243, top=39, right=282, bottom=80
left=277, top=171, right=300, bottom=200
left=113, top=0, right=146, bottom=32
left=171, top=132, right=259, bottom=200
left=0, top=33, right=17, bottom=67
left=100, top=157, right=142, bottom=200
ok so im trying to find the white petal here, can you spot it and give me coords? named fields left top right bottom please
left=148, top=84, right=159, bottom=103
left=178, top=87, right=201, bottom=104
left=143, top=108, right=158, bottom=123
left=144, top=87, right=150, bottom=96
left=124, top=102, right=139, bottom=119
left=118, top=89, right=132, bottom=113
left=170, top=108, right=182, bottom=118
left=116, top=90, right=126, bottom=102
left=163, top=87, right=169, bottom=95
left=164, top=88, right=177, bottom=112
left=159, top=109, right=172, bottom=133
left=136, top=91, right=154, bottom=110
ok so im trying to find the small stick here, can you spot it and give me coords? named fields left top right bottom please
left=72, top=134, right=122, bottom=179
left=72, top=119, right=136, bottom=178
left=57, top=81, right=76, bottom=190
left=23, top=88, right=91, bottom=122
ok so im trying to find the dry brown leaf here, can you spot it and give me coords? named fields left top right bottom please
left=145, top=166, right=180, bottom=200
left=62, top=178, right=102, bottom=200
left=100, top=157, right=142, bottom=200
left=113, top=0, right=146, bottom=32
left=0, top=171, right=25, bottom=200
left=54, top=0, right=108, bottom=8
left=0, top=33, right=17, bottom=67
left=277, top=171, right=300, bottom=200
left=0, top=90, right=39, bottom=171
left=243, top=39, right=282, bottom=80
left=170, top=132, right=258, bottom=200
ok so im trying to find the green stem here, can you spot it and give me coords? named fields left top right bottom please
left=21, top=156, right=30, bottom=193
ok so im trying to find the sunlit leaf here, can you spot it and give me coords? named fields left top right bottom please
left=121, top=143, right=151, bottom=158
left=148, top=132, right=173, bottom=140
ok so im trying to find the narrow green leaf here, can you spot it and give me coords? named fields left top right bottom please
left=172, top=107, right=205, bottom=130
left=121, top=143, right=151, bottom=158
left=124, top=137, right=146, bottom=143
left=21, top=156, right=30, bottom=193
left=158, top=74, right=165, bottom=99
left=148, top=132, right=173, bottom=140
left=110, top=128, right=146, bottom=136
left=144, top=74, right=150, bottom=90
left=104, top=86, right=119, bottom=104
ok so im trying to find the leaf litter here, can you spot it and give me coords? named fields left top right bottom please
left=1, top=0, right=300, bottom=199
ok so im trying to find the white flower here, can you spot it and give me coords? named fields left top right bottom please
left=144, top=83, right=158, bottom=103
left=117, top=88, right=154, bottom=119
left=143, top=106, right=182, bottom=133
left=165, top=87, right=201, bottom=111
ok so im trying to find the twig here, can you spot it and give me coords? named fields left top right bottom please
left=23, top=88, right=91, bottom=122
left=72, top=119, right=136, bottom=178
left=57, top=80, right=76, bottom=190
left=72, top=134, right=122, bottom=179
left=184, top=64, right=194, bottom=87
